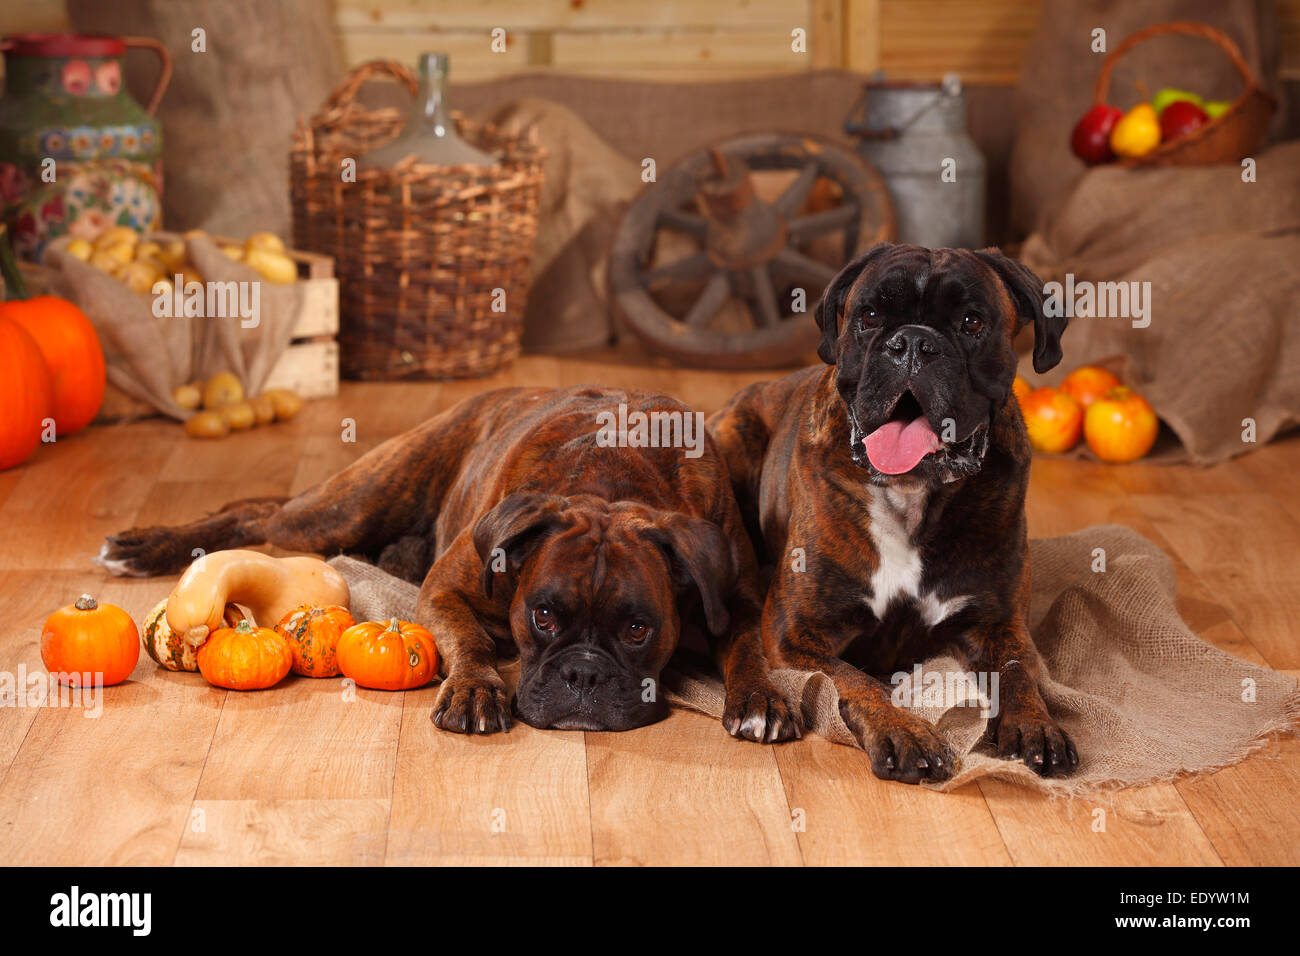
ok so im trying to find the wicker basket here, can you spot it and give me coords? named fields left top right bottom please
left=290, top=61, right=544, bottom=380
left=1095, top=21, right=1276, bottom=168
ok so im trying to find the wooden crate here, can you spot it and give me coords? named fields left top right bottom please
left=199, top=234, right=341, bottom=400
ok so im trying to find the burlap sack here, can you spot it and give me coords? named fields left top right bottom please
left=68, top=0, right=345, bottom=240
left=1017, top=138, right=1300, bottom=463
left=477, top=99, right=641, bottom=352
left=42, top=234, right=304, bottom=420
left=1008, top=0, right=1282, bottom=238
left=329, top=524, right=1299, bottom=795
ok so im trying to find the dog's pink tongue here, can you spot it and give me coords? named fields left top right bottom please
left=863, top=416, right=942, bottom=474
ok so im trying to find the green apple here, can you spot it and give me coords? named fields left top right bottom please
left=1151, top=87, right=1204, bottom=116
left=1204, top=100, right=1231, bottom=119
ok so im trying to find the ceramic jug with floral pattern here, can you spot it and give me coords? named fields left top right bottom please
left=0, top=33, right=171, bottom=260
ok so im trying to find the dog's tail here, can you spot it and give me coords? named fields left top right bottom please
left=97, top=497, right=287, bottom=577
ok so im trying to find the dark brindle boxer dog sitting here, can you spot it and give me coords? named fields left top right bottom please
left=709, top=242, right=1078, bottom=784
left=99, top=386, right=798, bottom=741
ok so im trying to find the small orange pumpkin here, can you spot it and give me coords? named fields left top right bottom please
left=336, top=619, right=438, bottom=691
left=198, top=619, right=292, bottom=691
left=41, top=593, right=139, bottom=686
left=274, top=604, right=355, bottom=677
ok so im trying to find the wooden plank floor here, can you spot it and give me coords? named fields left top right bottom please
left=1, top=351, right=1297, bottom=866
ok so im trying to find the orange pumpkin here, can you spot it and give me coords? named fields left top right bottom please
left=336, top=619, right=438, bottom=691
left=1, top=296, right=106, bottom=437
left=198, top=619, right=293, bottom=690
left=0, top=315, right=53, bottom=470
left=41, top=594, right=140, bottom=686
left=274, top=604, right=355, bottom=677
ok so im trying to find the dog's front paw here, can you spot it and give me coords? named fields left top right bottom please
left=431, top=672, right=512, bottom=735
left=994, top=706, right=1078, bottom=777
left=841, top=700, right=955, bottom=784
left=723, top=680, right=802, bottom=743
left=96, top=528, right=190, bottom=577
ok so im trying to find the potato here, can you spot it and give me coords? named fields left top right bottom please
left=179, top=269, right=205, bottom=291
left=244, top=232, right=286, bottom=255
left=136, top=240, right=162, bottom=261
left=173, top=383, right=202, bottom=411
left=159, top=239, right=188, bottom=271
left=184, top=411, right=229, bottom=439
left=219, top=245, right=244, bottom=262
left=135, top=254, right=168, bottom=277
left=250, top=394, right=276, bottom=426
left=65, top=238, right=93, bottom=261
left=93, top=226, right=139, bottom=249
left=88, top=250, right=120, bottom=272
left=244, top=247, right=296, bottom=284
left=219, top=402, right=256, bottom=431
left=118, top=261, right=158, bottom=294
left=100, top=240, right=136, bottom=267
left=264, top=388, right=303, bottom=421
left=202, top=371, right=245, bottom=410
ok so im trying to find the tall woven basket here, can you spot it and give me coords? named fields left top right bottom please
left=291, top=61, right=544, bottom=380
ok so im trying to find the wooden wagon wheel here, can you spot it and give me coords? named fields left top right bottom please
left=609, top=132, right=895, bottom=369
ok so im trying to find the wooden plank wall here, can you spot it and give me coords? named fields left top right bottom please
left=3, top=1, right=1300, bottom=83
left=334, top=0, right=1300, bottom=83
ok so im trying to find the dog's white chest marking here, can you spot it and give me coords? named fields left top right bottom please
left=864, top=484, right=970, bottom=625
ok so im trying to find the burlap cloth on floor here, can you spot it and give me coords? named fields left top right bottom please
left=328, top=524, right=1299, bottom=795
left=41, top=234, right=305, bottom=420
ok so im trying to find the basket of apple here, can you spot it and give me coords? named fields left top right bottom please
left=1015, top=367, right=1159, bottom=464
left=1069, top=21, right=1274, bottom=167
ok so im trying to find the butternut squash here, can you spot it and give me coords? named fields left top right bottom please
left=165, top=550, right=351, bottom=645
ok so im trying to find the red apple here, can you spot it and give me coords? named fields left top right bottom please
left=1070, top=104, right=1123, bottom=165
left=1060, top=365, right=1121, bottom=408
left=1159, top=100, right=1209, bottom=141
left=1021, top=387, right=1084, bottom=454
left=1084, top=387, right=1158, bottom=463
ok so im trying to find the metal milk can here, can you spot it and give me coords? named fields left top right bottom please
left=844, top=74, right=985, bottom=249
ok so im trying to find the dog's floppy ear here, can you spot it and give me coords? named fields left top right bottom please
left=643, top=513, right=737, bottom=637
left=814, top=242, right=894, bottom=365
left=975, top=247, right=1064, bottom=374
left=473, top=492, right=570, bottom=601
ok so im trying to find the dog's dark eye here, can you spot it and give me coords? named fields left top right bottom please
left=858, top=307, right=878, bottom=329
left=625, top=621, right=650, bottom=644
left=532, top=607, right=556, bottom=632
left=962, top=312, right=985, bottom=336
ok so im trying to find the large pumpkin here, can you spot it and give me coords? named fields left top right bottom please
left=143, top=598, right=243, bottom=672
left=0, top=315, right=53, bottom=470
left=197, top=619, right=293, bottom=690
left=336, top=619, right=438, bottom=691
left=1, top=296, right=106, bottom=437
left=41, top=593, right=140, bottom=686
left=274, top=604, right=355, bottom=677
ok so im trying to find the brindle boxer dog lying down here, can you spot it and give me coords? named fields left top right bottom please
left=98, top=387, right=799, bottom=741
left=710, top=242, right=1078, bottom=784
